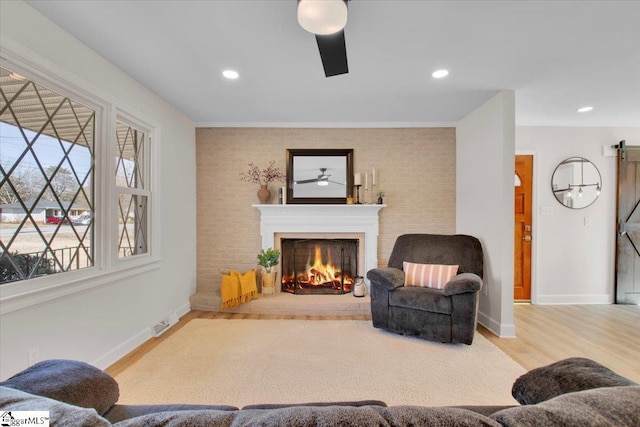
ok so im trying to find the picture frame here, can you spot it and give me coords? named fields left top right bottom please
left=286, top=149, right=354, bottom=204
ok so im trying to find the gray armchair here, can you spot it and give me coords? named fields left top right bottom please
left=367, top=234, right=483, bottom=345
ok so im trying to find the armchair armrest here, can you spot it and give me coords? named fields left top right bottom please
left=367, top=267, right=405, bottom=291
left=443, top=273, right=482, bottom=296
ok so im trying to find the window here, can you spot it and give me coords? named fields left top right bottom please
left=0, top=66, right=95, bottom=283
left=0, top=56, right=158, bottom=298
left=115, top=119, right=150, bottom=258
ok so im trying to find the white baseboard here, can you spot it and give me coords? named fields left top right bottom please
left=175, top=301, right=191, bottom=318
left=478, top=311, right=516, bottom=338
left=477, top=310, right=496, bottom=334
left=499, top=323, right=516, bottom=338
left=535, top=294, right=613, bottom=305
left=92, top=328, right=151, bottom=370
left=92, top=301, right=192, bottom=370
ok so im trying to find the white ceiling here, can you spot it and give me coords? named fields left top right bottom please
left=25, top=0, right=640, bottom=128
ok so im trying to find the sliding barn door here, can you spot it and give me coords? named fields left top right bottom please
left=616, top=141, right=640, bottom=304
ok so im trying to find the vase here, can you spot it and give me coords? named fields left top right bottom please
left=261, top=271, right=277, bottom=294
left=257, top=185, right=271, bottom=204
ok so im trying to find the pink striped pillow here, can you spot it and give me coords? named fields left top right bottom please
left=403, top=261, right=459, bottom=289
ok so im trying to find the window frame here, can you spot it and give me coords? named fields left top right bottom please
left=0, top=37, right=161, bottom=315
left=112, top=111, right=156, bottom=264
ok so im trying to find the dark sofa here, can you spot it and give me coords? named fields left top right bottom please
left=0, top=357, right=638, bottom=426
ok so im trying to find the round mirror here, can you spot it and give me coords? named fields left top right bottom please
left=551, top=157, right=602, bottom=209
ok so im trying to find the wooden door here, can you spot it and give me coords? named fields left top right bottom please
left=616, top=141, right=640, bottom=304
left=515, top=155, right=533, bottom=301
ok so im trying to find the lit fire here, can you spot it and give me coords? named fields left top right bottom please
left=282, top=244, right=353, bottom=292
left=303, top=246, right=343, bottom=286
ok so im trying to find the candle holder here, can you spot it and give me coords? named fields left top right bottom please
left=354, top=185, right=362, bottom=204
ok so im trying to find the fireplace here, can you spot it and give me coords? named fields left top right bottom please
left=253, top=204, right=385, bottom=294
left=281, top=239, right=358, bottom=294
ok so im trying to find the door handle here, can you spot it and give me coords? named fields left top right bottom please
left=523, top=236, right=532, bottom=242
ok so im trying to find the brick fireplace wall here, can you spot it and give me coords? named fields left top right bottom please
left=194, top=127, right=455, bottom=307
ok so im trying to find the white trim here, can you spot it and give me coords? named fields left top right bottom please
left=516, top=120, right=640, bottom=128
left=114, top=187, right=152, bottom=196
left=478, top=310, right=517, bottom=338
left=535, top=294, right=613, bottom=305
left=0, top=261, right=161, bottom=315
left=90, top=301, right=189, bottom=370
left=477, top=311, right=497, bottom=337
left=175, top=301, right=191, bottom=319
left=0, top=34, right=162, bottom=313
left=194, top=121, right=456, bottom=129
left=91, top=323, right=151, bottom=370
left=113, top=109, right=161, bottom=264
left=0, top=36, right=113, bottom=110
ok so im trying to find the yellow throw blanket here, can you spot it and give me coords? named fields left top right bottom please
left=220, top=269, right=259, bottom=309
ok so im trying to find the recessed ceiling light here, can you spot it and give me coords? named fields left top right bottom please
left=432, top=69, right=449, bottom=79
left=222, top=70, right=239, bottom=79
left=577, top=106, right=593, bottom=113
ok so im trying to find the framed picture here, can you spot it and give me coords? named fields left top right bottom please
left=286, top=149, right=354, bottom=204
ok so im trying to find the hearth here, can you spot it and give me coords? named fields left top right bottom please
left=281, top=239, right=358, bottom=294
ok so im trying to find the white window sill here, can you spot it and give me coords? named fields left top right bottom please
left=0, top=259, right=161, bottom=315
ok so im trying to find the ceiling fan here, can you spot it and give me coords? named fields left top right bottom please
left=297, top=0, right=349, bottom=77
left=295, top=168, right=345, bottom=186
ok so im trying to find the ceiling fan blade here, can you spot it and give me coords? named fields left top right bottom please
left=315, top=30, right=348, bottom=77
left=295, top=178, right=319, bottom=184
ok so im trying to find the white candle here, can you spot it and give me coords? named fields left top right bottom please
left=372, top=169, right=376, bottom=185
left=354, top=173, right=361, bottom=186
left=365, top=173, right=368, bottom=190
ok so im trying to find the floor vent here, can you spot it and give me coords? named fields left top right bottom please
left=151, top=312, right=178, bottom=337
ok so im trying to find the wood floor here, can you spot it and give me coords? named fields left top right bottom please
left=478, top=304, right=640, bottom=383
left=107, top=304, right=640, bottom=383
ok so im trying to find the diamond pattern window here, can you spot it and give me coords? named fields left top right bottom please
left=116, top=120, right=149, bottom=258
left=0, top=67, right=95, bottom=284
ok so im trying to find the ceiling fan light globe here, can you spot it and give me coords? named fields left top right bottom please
left=318, top=180, right=329, bottom=186
left=298, top=0, right=347, bottom=35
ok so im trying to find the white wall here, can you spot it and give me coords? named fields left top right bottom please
left=517, top=127, right=640, bottom=304
left=0, top=1, right=196, bottom=379
left=456, top=91, right=516, bottom=337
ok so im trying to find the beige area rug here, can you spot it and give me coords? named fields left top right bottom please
left=115, top=319, right=526, bottom=408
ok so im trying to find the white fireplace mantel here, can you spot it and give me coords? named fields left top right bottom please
left=253, top=204, right=385, bottom=289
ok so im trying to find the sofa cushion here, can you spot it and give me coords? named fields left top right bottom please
left=242, top=399, right=387, bottom=410
left=511, top=357, right=637, bottom=405
left=104, top=403, right=239, bottom=423
left=0, top=359, right=119, bottom=415
left=113, top=406, right=500, bottom=427
left=112, top=409, right=237, bottom=426
left=449, top=405, right=518, bottom=417
left=403, top=261, right=458, bottom=289
left=373, top=406, right=501, bottom=427
left=234, top=405, right=501, bottom=427
left=389, top=286, right=452, bottom=314
left=0, top=386, right=110, bottom=427
left=491, top=386, right=640, bottom=427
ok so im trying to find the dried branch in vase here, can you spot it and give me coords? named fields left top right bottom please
left=240, top=161, right=286, bottom=187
